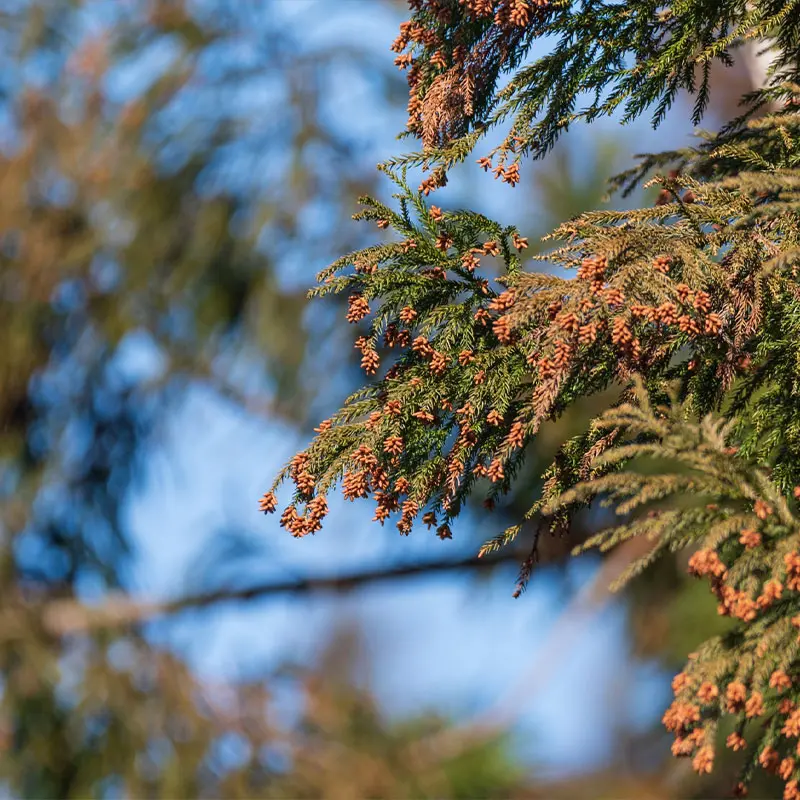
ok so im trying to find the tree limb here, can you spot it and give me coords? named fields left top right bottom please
left=25, top=548, right=523, bottom=637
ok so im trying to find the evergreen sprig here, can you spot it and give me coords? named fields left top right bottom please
left=544, top=379, right=800, bottom=788
left=261, top=0, right=800, bottom=792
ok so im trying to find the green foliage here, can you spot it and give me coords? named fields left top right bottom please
left=396, top=0, right=800, bottom=169
left=543, top=380, right=800, bottom=788
left=272, top=0, right=800, bottom=793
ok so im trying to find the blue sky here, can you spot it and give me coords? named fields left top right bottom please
left=121, top=0, right=707, bottom=779
left=127, top=381, right=672, bottom=776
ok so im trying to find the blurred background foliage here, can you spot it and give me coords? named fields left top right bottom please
left=0, top=0, right=782, bottom=797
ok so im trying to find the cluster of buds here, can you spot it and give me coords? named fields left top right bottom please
left=674, top=284, right=722, bottom=333
left=355, top=336, right=380, bottom=374
left=384, top=324, right=411, bottom=348
left=726, top=732, right=746, bottom=752
left=757, top=579, right=784, bottom=610
left=437, top=523, right=453, bottom=540
left=536, top=356, right=557, bottom=379
left=493, top=0, right=551, bottom=29
left=663, top=516, right=800, bottom=794
left=384, top=399, right=402, bottom=417
left=667, top=668, right=800, bottom=788
left=755, top=499, right=773, bottom=520
left=279, top=506, right=306, bottom=537
left=611, top=316, right=633, bottom=347
left=347, top=293, right=370, bottom=323
left=670, top=727, right=705, bottom=757
left=785, top=708, right=800, bottom=739
left=688, top=548, right=727, bottom=579
left=407, top=92, right=423, bottom=133
left=342, top=470, right=371, bottom=500
left=394, top=53, right=414, bottom=69
left=391, top=20, right=424, bottom=54
left=576, top=254, right=607, bottom=292
left=290, top=453, right=315, bottom=497
left=486, top=409, right=503, bottom=426
left=717, top=584, right=757, bottom=621
left=512, top=233, right=528, bottom=250
left=528, top=269, right=729, bottom=396
left=703, top=313, right=723, bottom=336
left=653, top=255, right=672, bottom=274
left=599, top=287, right=625, bottom=308
left=461, top=251, right=480, bottom=272
left=435, top=231, right=454, bottom=251
left=372, top=490, right=398, bottom=525
left=305, top=496, right=329, bottom=534
left=478, top=155, right=523, bottom=185
left=430, top=350, right=449, bottom=375
left=489, top=289, right=516, bottom=312
left=553, top=339, right=574, bottom=369
left=261, top=453, right=329, bottom=538
left=555, top=310, right=579, bottom=333
left=455, top=424, right=477, bottom=450
left=495, top=0, right=529, bottom=27
left=412, top=335, right=434, bottom=357
left=678, top=314, right=701, bottom=336
left=546, top=299, right=562, bottom=319
left=578, top=322, right=598, bottom=345
left=342, top=446, right=380, bottom=500
left=493, top=315, right=513, bottom=343
left=623, top=281, right=723, bottom=339
left=456, top=400, right=474, bottom=420
left=487, top=457, right=505, bottom=482
left=693, top=290, right=712, bottom=313
left=398, top=498, right=419, bottom=535
left=786, top=551, right=800, bottom=592
left=662, top=699, right=700, bottom=733
left=384, top=435, right=404, bottom=456
left=419, top=168, right=447, bottom=196
left=653, top=301, right=679, bottom=325
left=473, top=307, right=491, bottom=326
left=259, top=491, right=277, bottom=514
left=690, top=532, right=790, bottom=619
left=498, top=162, right=520, bottom=185
left=365, top=410, right=383, bottom=431
left=429, top=50, right=447, bottom=70
left=737, top=527, right=760, bottom=549
left=462, top=0, right=494, bottom=19
left=506, top=420, right=525, bottom=449
left=399, top=305, right=418, bottom=324
left=771, top=670, right=793, bottom=693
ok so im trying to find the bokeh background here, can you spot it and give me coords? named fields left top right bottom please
left=0, top=1, right=777, bottom=797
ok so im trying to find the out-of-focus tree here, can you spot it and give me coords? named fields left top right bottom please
left=0, top=1, right=538, bottom=796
